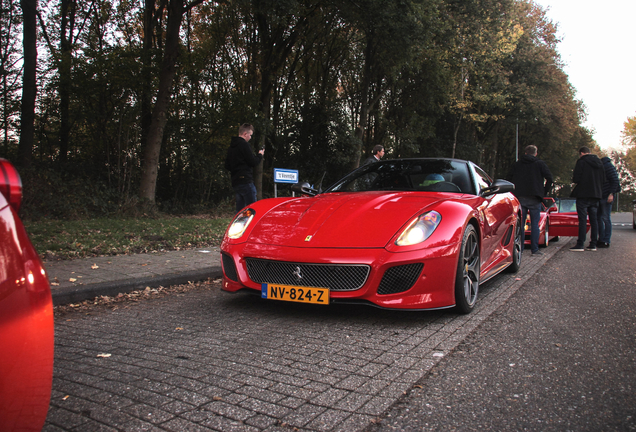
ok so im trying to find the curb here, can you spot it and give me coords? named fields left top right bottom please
left=51, top=267, right=223, bottom=306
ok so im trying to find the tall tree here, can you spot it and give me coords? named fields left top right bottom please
left=251, top=0, right=316, bottom=198
left=621, top=115, right=636, bottom=193
left=1, top=0, right=22, bottom=156
left=57, top=0, right=76, bottom=162
left=338, top=0, right=426, bottom=170
left=622, top=115, right=636, bottom=148
left=18, top=0, right=37, bottom=167
left=138, top=0, right=205, bottom=204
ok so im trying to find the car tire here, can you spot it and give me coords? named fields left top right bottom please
left=454, top=224, right=480, bottom=314
left=506, top=215, right=523, bottom=273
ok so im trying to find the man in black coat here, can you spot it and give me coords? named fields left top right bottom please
left=597, top=156, right=620, bottom=247
left=570, top=147, right=606, bottom=251
left=225, top=123, right=265, bottom=213
left=362, top=145, right=385, bottom=165
left=506, top=145, right=553, bottom=255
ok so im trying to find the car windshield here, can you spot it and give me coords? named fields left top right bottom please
left=325, top=159, right=475, bottom=194
left=555, top=198, right=577, bottom=212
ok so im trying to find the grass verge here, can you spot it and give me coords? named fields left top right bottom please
left=24, top=215, right=232, bottom=261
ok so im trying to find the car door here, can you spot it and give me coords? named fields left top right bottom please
left=471, top=165, right=513, bottom=277
left=548, top=198, right=586, bottom=237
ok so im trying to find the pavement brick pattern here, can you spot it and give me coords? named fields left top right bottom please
left=44, top=241, right=569, bottom=432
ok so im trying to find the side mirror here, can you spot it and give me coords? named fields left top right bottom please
left=291, top=182, right=318, bottom=197
left=481, top=179, right=514, bottom=197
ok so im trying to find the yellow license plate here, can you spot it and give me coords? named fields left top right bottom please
left=261, top=283, right=329, bottom=305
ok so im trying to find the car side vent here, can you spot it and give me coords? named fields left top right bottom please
left=502, top=225, right=513, bottom=246
left=377, top=263, right=424, bottom=295
left=221, top=253, right=239, bottom=282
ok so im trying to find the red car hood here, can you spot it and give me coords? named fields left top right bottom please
left=248, top=192, right=444, bottom=248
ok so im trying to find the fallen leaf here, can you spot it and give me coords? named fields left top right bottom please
left=176, top=327, right=184, bottom=330
left=69, top=278, right=77, bottom=282
left=91, top=264, right=99, bottom=269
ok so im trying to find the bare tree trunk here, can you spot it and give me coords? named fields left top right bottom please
left=351, top=46, right=371, bottom=172
left=140, top=0, right=155, bottom=151
left=18, top=0, right=37, bottom=168
left=58, top=0, right=75, bottom=163
left=138, top=0, right=184, bottom=203
left=256, top=60, right=272, bottom=201
left=489, top=121, right=499, bottom=175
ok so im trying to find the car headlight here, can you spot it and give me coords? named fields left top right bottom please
left=227, top=208, right=255, bottom=239
left=396, top=211, right=442, bottom=246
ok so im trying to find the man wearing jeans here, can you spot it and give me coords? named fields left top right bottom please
left=597, top=156, right=620, bottom=248
left=570, top=147, right=606, bottom=251
left=506, top=145, right=553, bottom=255
left=225, top=124, right=264, bottom=213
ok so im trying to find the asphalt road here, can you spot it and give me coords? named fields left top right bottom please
left=366, top=220, right=636, bottom=431
left=43, top=216, right=635, bottom=432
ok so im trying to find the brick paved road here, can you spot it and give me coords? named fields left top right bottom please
left=43, top=241, right=567, bottom=431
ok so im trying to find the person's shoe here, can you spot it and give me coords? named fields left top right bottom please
left=597, top=242, right=610, bottom=248
left=586, top=245, right=597, bottom=251
left=570, top=245, right=584, bottom=252
left=531, top=250, right=544, bottom=256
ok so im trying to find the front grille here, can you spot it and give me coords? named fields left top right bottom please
left=377, top=263, right=423, bottom=295
left=245, top=258, right=370, bottom=291
left=222, top=253, right=239, bottom=282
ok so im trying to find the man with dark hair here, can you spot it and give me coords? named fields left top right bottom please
left=362, top=145, right=385, bottom=165
left=570, top=147, right=606, bottom=252
left=506, top=145, right=553, bottom=255
left=597, top=156, right=620, bottom=248
left=225, top=123, right=265, bottom=213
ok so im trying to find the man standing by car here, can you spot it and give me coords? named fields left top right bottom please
left=570, top=147, right=606, bottom=252
left=362, top=145, right=385, bottom=165
left=597, top=156, right=620, bottom=248
left=225, top=123, right=264, bottom=213
left=506, top=145, right=553, bottom=256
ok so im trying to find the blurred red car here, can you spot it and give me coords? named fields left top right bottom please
left=0, top=159, right=54, bottom=431
left=523, top=197, right=585, bottom=248
left=549, top=197, right=589, bottom=237
left=523, top=197, right=555, bottom=247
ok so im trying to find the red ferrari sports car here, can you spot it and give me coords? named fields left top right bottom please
left=0, top=159, right=54, bottom=431
left=221, top=158, right=523, bottom=314
left=523, top=197, right=558, bottom=247
left=548, top=197, right=588, bottom=237
left=523, top=197, right=586, bottom=247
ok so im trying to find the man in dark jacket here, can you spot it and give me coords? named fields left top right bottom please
left=362, top=145, right=385, bottom=165
left=506, top=145, right=553, bottom=255
left=225, top=123, right=264, bottom=213
left=597, top=156, right=620, bottom=247
left=570, top=147, right=606, bottom=251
